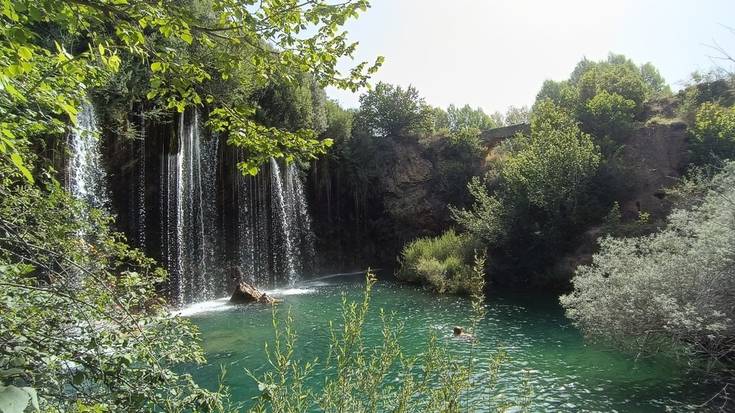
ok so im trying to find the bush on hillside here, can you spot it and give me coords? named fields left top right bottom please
left=689, top=102, right=735, bottom=164
left=397, top=230, right=484, bottom=295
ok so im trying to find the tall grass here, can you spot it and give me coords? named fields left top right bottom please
left=397, top=229, right=484, bottom=295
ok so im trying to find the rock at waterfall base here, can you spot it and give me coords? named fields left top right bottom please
left=230, top=282, right=280, bottom=305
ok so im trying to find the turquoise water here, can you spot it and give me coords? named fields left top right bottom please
left=182, top=276, right=716, bottom=412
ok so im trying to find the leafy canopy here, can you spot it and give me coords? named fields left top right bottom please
left=453, top=100, right=601, bottom=247
left=353, top=82, right=434, bottom=137
left=689, top=102, right=735, bottom=163
left=536, top=53, right=670, bottom=141
left=0, top=0, right=383, bottom=177
left=444, top=104, right=497, bottom=133
left=504, top=100, right=600, bottom=214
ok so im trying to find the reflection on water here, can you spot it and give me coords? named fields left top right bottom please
left=182, top=277, right=717, bottom=412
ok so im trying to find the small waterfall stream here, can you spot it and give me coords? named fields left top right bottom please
left=235, top=157, right=314, bottom=289
left=67, top=103, right=109, bottom=210
left=161, top=110, right=219, bottom=304
left=134, top=111, right=146, bottom=248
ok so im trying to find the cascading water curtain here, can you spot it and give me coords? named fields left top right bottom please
left=286, top=162, right=316, bottom=273
left=237, top=158, right=274, bottom=287
left=66, top=102, right=110, bottom=287
left=270, top=158, right=298, bottom=285
left=162, top=109, right=219, bottom=304
left=67, top=102, right=110, bottom=210
left=134, top=109, right=146, bottom=249
left=236, top=158, right=314, bottom=288
left=162, top=113, right=316, bottom=304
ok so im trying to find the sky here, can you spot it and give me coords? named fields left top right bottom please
left=326, top=0, right=735, bottom=114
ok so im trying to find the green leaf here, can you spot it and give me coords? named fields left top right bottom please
left=180, top=31, right=193, bottom=44
left=150, top=62, right=162, bottom=72
left=17, top=47, right=32, bottom=61
left=107, top=55, right=121, bottom=72
left=10, top=152, right=34, bottom=184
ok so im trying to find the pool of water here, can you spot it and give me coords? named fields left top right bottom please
left=181, top=275, right=716, bottom=412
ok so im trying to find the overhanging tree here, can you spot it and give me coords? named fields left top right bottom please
left=0, top=0, right=383, bottom=178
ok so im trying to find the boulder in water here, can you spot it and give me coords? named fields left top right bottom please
left=230, top=282, right=279, bottom=305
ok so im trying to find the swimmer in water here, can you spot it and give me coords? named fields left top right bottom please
left=453, top=326, right=474, bottom=340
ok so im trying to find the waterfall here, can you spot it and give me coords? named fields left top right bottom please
left=286, top=162, right=315, bottom=269
left=134, top=111, right=146, bottom=248
left=156, top=109, right=315, bottom=304
left=64, top=103, right=316, bottom=305
left=270, top=158, right=297, bottom=284
left=236, top=158, right=314, bottom=288
left=67, top=103, right=109, bottom=210
left=161, top=109, right=219, bottom=304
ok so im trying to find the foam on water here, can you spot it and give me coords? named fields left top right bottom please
left=265, top=287, right=316, bottom=296
left=173, top=286, right=318, bottom=317
left=173, top=297, right=231, bottom=317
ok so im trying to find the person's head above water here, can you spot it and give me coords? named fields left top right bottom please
left=453, top=326, right=463, bottom=336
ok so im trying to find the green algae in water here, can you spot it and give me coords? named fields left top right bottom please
left=181, top=278, right=717, bottom=412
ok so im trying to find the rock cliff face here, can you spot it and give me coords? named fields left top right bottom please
left=377, top=139, right=445, bottom=233
left=307, top=116, right=693, bottom=281
left=617, top=120, right=689, bottom=220
left=307, top=135, right=482, bottom=274
left=553, top=119, right=690, bottom=280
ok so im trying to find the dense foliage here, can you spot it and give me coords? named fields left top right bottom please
left=0, top=178, right=225, bottom=412
left=450, top=100, right=600, bottom=283
left=561, top=162, right=735, bottom=392
left=689, top=102, right=735, bottom=163
left=397, top=230, right=484, bottom=295
left=352, top=82, right=434, bottom=137
left=430, top=54, right=689, bottom=287
left=440, top=104, right=497, bottom=133
left=537, top=54, right=669, bottom=145
left=0, top=0, right=382, bottom=177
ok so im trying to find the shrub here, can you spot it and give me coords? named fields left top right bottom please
left=0, top=179, right=226, bottom=412
left=414, top=257, right=449, bottom=292
left=689, top=102, right=735, bottom=164
left=561, top=161, right=735, bottom=380
left=397, top=230, right=483, bottom=296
